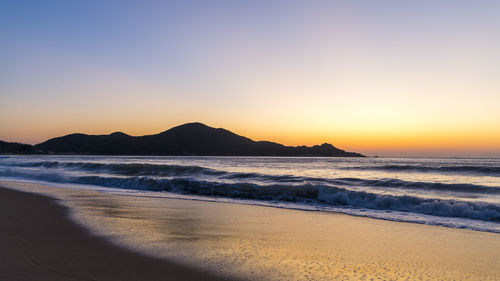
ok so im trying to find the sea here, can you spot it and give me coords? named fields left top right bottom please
left=1, top=155, right=499, bottom=233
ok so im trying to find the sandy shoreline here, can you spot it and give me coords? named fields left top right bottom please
left=0, top=186, right=235, bottom=281
left=1, top=180, right=500, bottom=280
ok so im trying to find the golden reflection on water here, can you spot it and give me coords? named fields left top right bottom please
left=3, top=181, right=500, bottom=281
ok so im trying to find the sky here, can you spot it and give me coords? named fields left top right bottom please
left=1, top=0, right=499, bottom=157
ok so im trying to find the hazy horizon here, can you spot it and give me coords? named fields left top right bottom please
left=1, top=1, right=499, bottom=158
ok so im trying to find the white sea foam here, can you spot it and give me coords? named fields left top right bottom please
left=1, top=155, right=499, bottom=233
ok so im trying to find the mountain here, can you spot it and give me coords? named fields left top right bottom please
left=0, top=140, right=36, bottom=154
left=23, top=122, right=364, bottom=156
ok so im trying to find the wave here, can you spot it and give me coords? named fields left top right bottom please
left=330, top=178, right=500, bottom=194
left=344, top=164, right=500, bottom=176
left=1, top=160, right=498, bottom=194
left=0, top=161, right=227, bottom=177
left=1, top=168, right=499, bottom=223
left=0, top=160, right=317, bottom=183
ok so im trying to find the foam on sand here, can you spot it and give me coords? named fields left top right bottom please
left=2, top=179, right=500, bottom=281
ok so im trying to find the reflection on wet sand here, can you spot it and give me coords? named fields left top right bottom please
left=4, top=180, right=500, bottom=281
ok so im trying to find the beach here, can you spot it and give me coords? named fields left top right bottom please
left=1, top=179, right=499, bottom=281
left=0, top=185, right=234, bottom=281
left=3, top=0, right=500, bottom=279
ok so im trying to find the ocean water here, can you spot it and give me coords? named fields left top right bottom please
left=1, top=155, right=499, bottom=233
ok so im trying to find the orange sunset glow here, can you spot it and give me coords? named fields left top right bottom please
left=1, top=1, right=499, bottom=157
left=2, top=2, right=500, bottom=281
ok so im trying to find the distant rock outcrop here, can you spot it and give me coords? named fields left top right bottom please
left=7, top=123, right=364, bottom=157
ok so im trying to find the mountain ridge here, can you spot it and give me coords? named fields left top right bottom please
left=2, top=123, right=365, bottom=157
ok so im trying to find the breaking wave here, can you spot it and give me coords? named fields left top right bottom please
left=1, top=167, right=499, bottom=223
left=1, top=157, right=500, bottom=233
left=1, top=160, right=498, bottom=194
left=0, top=160, right=226, bottom=177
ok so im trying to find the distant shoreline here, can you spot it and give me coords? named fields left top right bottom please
left=0, top=153, right=366, bottom=157
left=3, top=153, right=500, bottom=159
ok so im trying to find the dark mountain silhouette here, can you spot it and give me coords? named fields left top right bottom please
left=5, top=123, right=364, bottom=156
left=0, top=140, right=36, bottom=154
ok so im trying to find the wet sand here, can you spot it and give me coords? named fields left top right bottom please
left=1, top=180, right=500, bottom=280
left=0, top=186, right=234, bottom=281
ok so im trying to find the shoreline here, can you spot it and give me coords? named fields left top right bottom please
left=0, top=186, right=235, bottom=281
left=1, top=177, right=497, bottom=234
left=2, top=180, right=500, bottom=280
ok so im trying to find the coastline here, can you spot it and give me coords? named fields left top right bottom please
left=0, top=186, right=235, bottom=281
left=1, top=179, right=500, bottom=280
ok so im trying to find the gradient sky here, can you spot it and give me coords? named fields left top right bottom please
left=1, top=0, right=499, bottom=157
